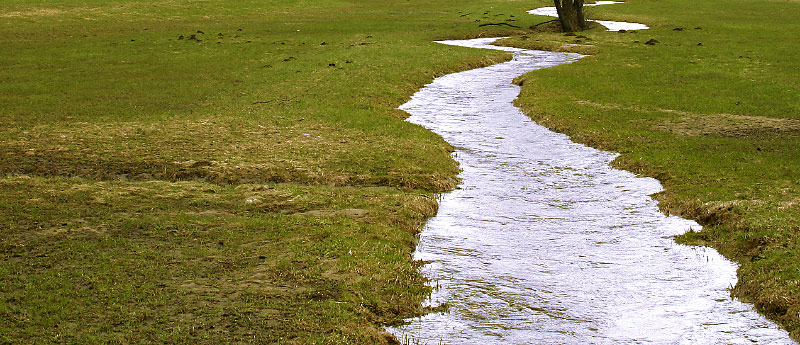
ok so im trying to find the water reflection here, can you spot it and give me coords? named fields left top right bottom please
left=387, top=37, right=794, bottom=344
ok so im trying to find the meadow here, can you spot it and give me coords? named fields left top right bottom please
left=1, top=0, right=798, bottom=343
left=0, top=0, right=531, bottom=343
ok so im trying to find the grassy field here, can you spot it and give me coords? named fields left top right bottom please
left=0, top=0, right=536, bottom=343
left=1, top=0, right=798, bottom=343
left=506, top=0, right=800, bottom=339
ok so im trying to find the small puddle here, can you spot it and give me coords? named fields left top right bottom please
left=388, top=3, right=795, bottom=345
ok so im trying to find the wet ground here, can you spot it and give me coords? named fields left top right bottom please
left=387, top=7, right=796, bottom=343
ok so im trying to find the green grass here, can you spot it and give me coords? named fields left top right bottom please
left=1, top=177, right=441, bottom=343
left=508, top=0, right=800, bottom=339
left=2, top=0, right=799, bottom=342
left=0, top=0, right=537, bottom=343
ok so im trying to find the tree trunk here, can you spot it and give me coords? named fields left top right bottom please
left=553, top=0, right=586, bottom=32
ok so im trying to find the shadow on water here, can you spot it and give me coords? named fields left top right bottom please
left=387, top=3, right=796, bottom=345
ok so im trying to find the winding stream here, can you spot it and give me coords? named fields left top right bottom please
left=387, top=3, right=795, bottom=345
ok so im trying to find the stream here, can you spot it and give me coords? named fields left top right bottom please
left=387, top=3, right=795, bottom=345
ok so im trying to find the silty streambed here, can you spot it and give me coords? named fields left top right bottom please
left=386, top=7, right=796, bottom=345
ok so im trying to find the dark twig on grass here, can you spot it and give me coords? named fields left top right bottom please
left=477, top=22, right=521, bottom=28
left=532, top=19, right=560, bottom=27
left=252, top=99, right=284, bottom=104
left=252, top=93, right=306, bottom=105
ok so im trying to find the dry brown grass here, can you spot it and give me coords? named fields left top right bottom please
left=575, top=99, right=800, bottom=137
left=655, top=113, right=800, bottom=137
left=0, top=118, right=459, bottom=191
left=0, top=0, right=188, bottom=19
left=496, top=33, right=600, bottom=55
left=0, top=8, right=67, bottom=18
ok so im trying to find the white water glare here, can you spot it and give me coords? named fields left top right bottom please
left=387, top=4, right=795, bottom=344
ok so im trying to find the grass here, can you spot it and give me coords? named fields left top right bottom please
left=0, top=0, right=537, bottom=343
left=507, top=0, right=800, bottom=339
left=1, top=0, right=798, bottom=343
left=1, top=177, right=440, bottom=343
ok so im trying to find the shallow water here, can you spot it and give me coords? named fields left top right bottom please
left=386, top=19, right=795, bottom=345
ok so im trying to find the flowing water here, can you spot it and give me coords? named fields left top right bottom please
left=386, top=4, right=796, bottom=345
